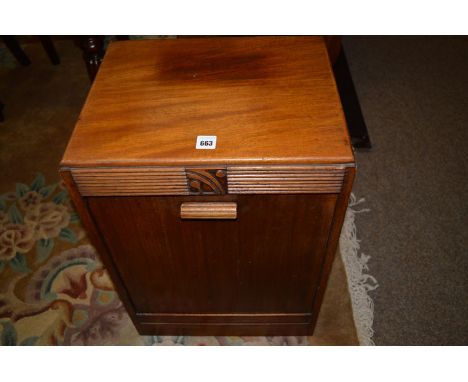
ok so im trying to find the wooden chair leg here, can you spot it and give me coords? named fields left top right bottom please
left=0, top=101, right=4, bottom=122
left=2, top=36, right=31, bottom=65
left=79, top=36, right=104, bottom=81
left=39, top=36, right=60, bottom=65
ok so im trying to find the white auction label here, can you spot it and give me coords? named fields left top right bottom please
left=195, top=135, right=217, bottom=149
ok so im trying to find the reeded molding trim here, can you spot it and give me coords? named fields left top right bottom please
left=227, top=165, right=345, bottom=194
left=71, top=167, right=189, bottom=196
left=70, top=164, right=346, bottom=196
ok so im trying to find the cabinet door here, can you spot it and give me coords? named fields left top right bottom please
left=87, top=193, right=337, bottom=315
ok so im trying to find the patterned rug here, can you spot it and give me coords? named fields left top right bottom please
left=0, top=173, right=363, bottom=345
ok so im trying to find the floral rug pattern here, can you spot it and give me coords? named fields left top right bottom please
left=0, top=174, right=309, bottom=345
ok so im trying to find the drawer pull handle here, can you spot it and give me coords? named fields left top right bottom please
left=180, top=202, right=237, bottom=220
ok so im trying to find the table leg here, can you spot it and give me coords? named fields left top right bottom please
left=333, top=48, right=372, bottom=149
left=79, top=36, right=104, bottom=81
left=39, top=36, right=60, bottom=65
left=2, top=36, right=31, bottom=66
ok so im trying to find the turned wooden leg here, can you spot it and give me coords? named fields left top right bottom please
left=79, top=36, right=104, bottom=81
left=2, top=36, right=31, bottom=65
left=39, top=36, right=60, bottom=65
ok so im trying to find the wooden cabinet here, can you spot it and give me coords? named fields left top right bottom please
left=60, top=37, right=355, bottom=335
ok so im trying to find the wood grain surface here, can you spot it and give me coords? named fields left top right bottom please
left=69, top=164, right=348, bottom=196
left=87, top=193, right=337, bottom=317
left=180, top=202, right=237, bottom=219
left=71, top=166, right=188, bottom=196
left=308, top=167, right=356, bottom=331
left=61, top=36, right=353, bottom=168
left=59, top=37, right=356, bottom=335
left=227, top=165, right=346, bottom=194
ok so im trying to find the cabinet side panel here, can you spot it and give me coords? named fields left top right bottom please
left=59, top=170, right=142, bottom=331
left=308, top=166, right=356, bottom=333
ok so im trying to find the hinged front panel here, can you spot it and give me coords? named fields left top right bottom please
left=86, top=193, right=338, bottom=317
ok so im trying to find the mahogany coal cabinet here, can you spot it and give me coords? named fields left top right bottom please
left=60, top=36, right=355, bottom=335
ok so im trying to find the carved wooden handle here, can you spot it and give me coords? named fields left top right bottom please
left=180, top=202, right=237, bottom=220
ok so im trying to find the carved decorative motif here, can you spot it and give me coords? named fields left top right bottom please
left=185, top=168, right=227, bottom=195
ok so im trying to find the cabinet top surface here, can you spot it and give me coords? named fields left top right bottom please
left=61, top=37, right=354, bottom=168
